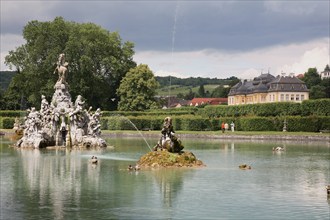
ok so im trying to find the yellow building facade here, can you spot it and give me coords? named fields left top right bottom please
left=228, top=73, right=309, bottom=105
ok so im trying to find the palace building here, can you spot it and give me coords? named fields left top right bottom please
left=228, top=73, right=309, bottom=105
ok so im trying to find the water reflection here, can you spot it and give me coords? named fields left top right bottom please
left=151, top=169, right=194, bottom=208
left=1, top=136, right=329, bottom=220
left=17, top=149, right=88, bottom=219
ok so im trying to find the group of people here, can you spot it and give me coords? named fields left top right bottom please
left=221, top=121, right=235, bottom=133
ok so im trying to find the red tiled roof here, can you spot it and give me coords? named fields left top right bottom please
left=189, top=98, right=228, bottom=106
left=296, top=74, right=304, bottom=79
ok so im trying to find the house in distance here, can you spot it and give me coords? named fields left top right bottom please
left=228, top=72, right=309, bottom=105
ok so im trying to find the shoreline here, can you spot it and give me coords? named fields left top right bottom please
left=102, top=131, right=330, bottom=143
left=1, top=129, right=329, bottom=143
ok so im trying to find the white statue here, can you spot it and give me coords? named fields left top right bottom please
left=54, top=53, right=69, bottom=83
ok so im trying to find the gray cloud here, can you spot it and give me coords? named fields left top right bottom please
left=1, top=1, right=329, bottom=53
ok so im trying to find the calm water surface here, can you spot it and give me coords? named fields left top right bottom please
left=1, top=136, right=329, bottom=219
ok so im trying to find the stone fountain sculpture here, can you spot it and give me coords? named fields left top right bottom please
left=153, top=117, right=184, bottom=153
left=16, top=54, right=107, bottom=149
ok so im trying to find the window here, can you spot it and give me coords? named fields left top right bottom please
left=291, top=94, right=294, bottom=101
left=281, top=94, right=284, bottom=101
left=301, top=94, right=305, bottom=100
left=296, top=94, right=299, bottom=101
left=285, top=94, right=289, bottom=101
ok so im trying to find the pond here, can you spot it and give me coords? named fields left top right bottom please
left=0, top=135, right=329, bottom=219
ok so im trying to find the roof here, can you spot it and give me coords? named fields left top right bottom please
left=189, top=98, right=228, bottom=106
left=229, top=73, right=309, bottom=96
left=253, top=81, right=268, bottom=93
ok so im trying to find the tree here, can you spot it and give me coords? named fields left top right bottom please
left=4, top=17, right=136, bottom=110
left=211, top=85, right=230, bottom=98
left=184, top=88, right=196, bottom=100
left=198, top=84, right=206, bottom=97
left=309, top=85, right=326, bottom=99
left=228, top=76, right=240, bottom=87
left=117, top=64, right=159, bottom=111
left=302, top=68, right=321, bottom=89
left=300, top=68, right=324, bottom=100
left=320, top=78, right=330, bottom=98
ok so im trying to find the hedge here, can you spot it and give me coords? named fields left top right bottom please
left=198, top=99, right=330, bottom=118
left=0, top=110, right=26, bottom=117
left=0, top=117, right=15, bottom=129
left=104, top=116, right=164, bottom=130
left=237, top=117, right=278, bottom=131
left=100, top=115, right=330, bottom=132
left=300, top=99, right=330, bottom=116
left=1, top=115, right=329, bottom=132
left=1, top=101, right=329, bottom=132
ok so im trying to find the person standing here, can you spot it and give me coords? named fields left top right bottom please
left=230, top=121, right=235, bottom=132
left=221, top=122, right=225, bottom=133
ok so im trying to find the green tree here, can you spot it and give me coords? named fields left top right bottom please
left=301, top=68, right=323, bottom=100
left=320, top=65, right=330, bottom=98
left=4, top=17, right=136, bottom=110
left=211, top=85, right=230, bottom=98
left=320, top=78, right=330, bottom=98
left=227, top=76, right=240, bottom=87
left=184, top=88, right=196, bottom=100
left=309, top=85, right=326, bottom=99
left=198, top=84, right=206, bottom=97
left=117, top=64, right=159, bottom=111
left=302, top=68, right=321, bottom=89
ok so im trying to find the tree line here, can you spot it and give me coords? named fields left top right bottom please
left=155, top=76, right=237, bottom=88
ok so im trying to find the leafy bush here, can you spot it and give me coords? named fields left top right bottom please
left=285, top=116, right=330, bottom=132
left=237, top=117, right=277, bottom=131
left=1, top=117, right=15, bottom=129
left=301, top=99, right=330, bottom=116
left=0, top=111, right=26, bottom=117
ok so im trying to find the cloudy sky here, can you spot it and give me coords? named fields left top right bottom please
left=1, top=0, right=329, bottom=79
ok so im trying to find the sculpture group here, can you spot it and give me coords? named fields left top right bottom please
left=15, top=54, right=107, bottom=149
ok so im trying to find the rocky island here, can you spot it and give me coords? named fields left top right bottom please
left=137, top=117, right=205, bottom=168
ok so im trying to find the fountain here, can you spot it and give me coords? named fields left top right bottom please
left=15, top=53, right=107, bottom=149
left=117, top=115, right=153, bottom=151
left=137, top=117, right=204, bottom=168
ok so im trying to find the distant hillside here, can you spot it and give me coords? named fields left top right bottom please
left=155, top=76, right=239, bottom=97
left=155, top=76, right=236, bottom=88
left=156, top=84, right=219, bottom=96
left=0, top=71, right=16, bottom=91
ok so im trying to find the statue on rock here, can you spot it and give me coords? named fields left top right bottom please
left=15, top=53, right=107, bottom=149
left=138, top=116, right=204, bottom=168
left=54, top=53, right=69, bottom=84
left=153, top=117, right=184, bottom=153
